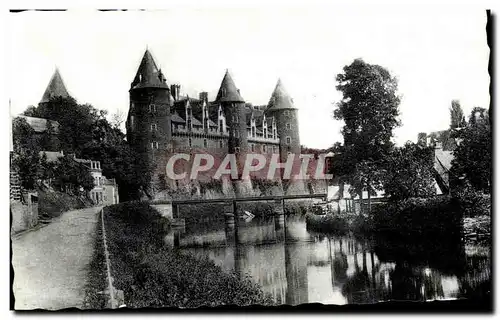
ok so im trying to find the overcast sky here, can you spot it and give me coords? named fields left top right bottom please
left=7, top=7, right=489, bottom=149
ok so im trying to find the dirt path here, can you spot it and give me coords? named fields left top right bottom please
left=12, top=206, right=102, bottom=310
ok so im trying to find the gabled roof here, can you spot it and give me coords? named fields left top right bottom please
left=171, top=112, right=186, bottom=123
left=215, top=70, right=244, bottom=103
left=40, top=68, right=71, bottom=103
left=266, top=79, right=296, bottom=112
left=17, top=116, right=60, bottom=133
left=130, top=49, right=169, bottom=90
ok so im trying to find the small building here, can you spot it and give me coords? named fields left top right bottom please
left=39, top=151, right=119, bottom=206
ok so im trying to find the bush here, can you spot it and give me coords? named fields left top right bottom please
left=371, top=196, right=462, bottom=240
left=305, top=213, right=349, bottom=234
left=103, top=202, right=273, bottom=308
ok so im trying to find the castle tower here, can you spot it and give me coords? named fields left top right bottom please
left=215, top=70, right=248, bottom=154
left=126, top=49, right=173, bottom=165
left=265, top=79, right=301, bottom=161
left=40, top=68, right=71, bottom=104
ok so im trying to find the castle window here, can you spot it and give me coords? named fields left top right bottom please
left=286, top=123, right=291, bottom=130
left=188, top=138, right=192, bottom=147
left=219, top=140, right=223, bottom=148
left=149, top=104, right=157, bottom=113
left=251, top=127, right=256, bottom=137
left=187, top=119, right=192, bottom=130
left=219, top=120, right=224, bottom=133
left=151, top=123, right=157, bottom=131
left=203, top=139, right=208, bottom=148
left=286, top=136, right=291, bottom=145
left=151, top=141, right=159, bottom=149
left=250, top=144, right=255, bottom=152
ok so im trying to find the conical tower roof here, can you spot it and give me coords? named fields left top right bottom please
left=40, top=68, right=71, bottom=103
left=266, top=79, right=296, bottom=111
left=215, top=70, right=244, bottom=103
left=130, top=49, right=168, bottom=90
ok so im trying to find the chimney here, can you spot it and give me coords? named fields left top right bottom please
left=199, top=92, right=208, bottom=102
left=170, top=85, right=177, bottom=101
left=175, top=84, right=181, bottom=100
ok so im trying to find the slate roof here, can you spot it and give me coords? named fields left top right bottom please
left=266, top=79, right=296, bottom=111
left=39, top=151, right=64, bottom=162
left=171, top=112, right=186, bottom=123
left=130, top=49, right=169, bottom=90
left=40, top=68, right=71, bottom=103
left=17, top=116, right=60, bottom=133
left=215, top=70, right=244, bottom=103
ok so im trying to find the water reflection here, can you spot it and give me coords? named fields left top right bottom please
left=166, top=215, right=491, bottom=305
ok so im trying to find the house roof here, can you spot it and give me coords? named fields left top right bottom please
left=171, top=112, right=186, bottom=123
left=130, top=49, right=169, bottom=90
left=39, top=151, right=64, bottom=162
left=215, top=70, right=245, bottom=103
left=266, top=79, right=296, bottom=112
left=17, top=116, right=60, bottom=133
left=40, top=68, right=71, bottom=103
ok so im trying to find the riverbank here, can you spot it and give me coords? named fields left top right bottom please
left=85, top=202, right=273, bottom=308
left=305, top=196, right=491, bottom=245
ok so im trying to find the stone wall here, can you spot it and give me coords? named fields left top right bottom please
left=11, top=191, right=39, bottom=234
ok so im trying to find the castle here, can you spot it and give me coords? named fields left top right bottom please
left=125, top=49, right=302, bottom=188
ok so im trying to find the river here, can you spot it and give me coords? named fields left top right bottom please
left=165, top=215, right=491, bottom=305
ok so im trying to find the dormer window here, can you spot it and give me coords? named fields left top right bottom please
left=221, top=88, right=227, bottom=97
left=219, top=120, right=224, bottom=133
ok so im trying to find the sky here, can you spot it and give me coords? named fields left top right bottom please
left=7, top=6, right=490, bottom=149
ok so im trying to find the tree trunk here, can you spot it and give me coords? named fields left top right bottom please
left=368, top=184, right=372, bottom=214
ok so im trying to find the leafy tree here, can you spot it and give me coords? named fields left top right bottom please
left=450, top=107, right=491, bottom=193
left=334, top=59, right=401, bottom=211
left=51, top=155, right=94, bottom=192
left=23, top=96, right=154, bottom=201
left=450, top=100, right=466, bottom=129
left=383, top=142, right=436, bottom=201
left=11, top=117, right=42, bottom=189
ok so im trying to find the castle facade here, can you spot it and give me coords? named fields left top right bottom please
left=125, top=50, right=302, bottom=185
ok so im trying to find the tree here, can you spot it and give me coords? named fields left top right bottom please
left=450, top=107, right=491, bottom=193
left=383, top=142, right=436, bottom=201
left=334, top=59, right=401, bottom=211
left=11, top=117, right=42, bottom=190
left=111, top=109, right=125, bottom=130
left=450, top=100, right=466, bottom=129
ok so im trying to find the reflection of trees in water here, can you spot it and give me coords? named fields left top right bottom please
left=457, top=252, right=491, bottom=299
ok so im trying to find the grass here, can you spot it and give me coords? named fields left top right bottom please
left=82, top=210, right=107, bottom=309
left=102, top=202, right=274, bottom=308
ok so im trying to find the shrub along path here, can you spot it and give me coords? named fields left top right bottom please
left=12, top=206, right=102, bottom=310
